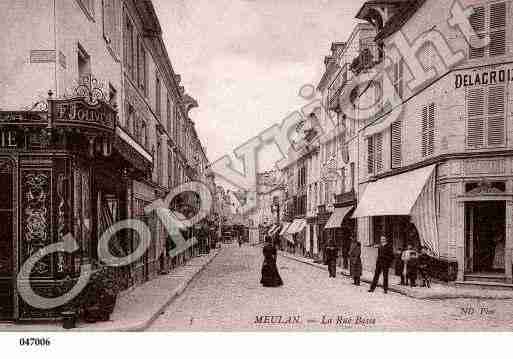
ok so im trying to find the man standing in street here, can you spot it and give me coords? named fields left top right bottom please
left=325, top=239, right=338, bottom=278
left=368, top=236, right=394, bottom=294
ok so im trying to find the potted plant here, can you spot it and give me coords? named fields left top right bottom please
left=78, top=264, right=123, bottom=323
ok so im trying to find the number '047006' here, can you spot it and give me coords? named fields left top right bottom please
left=19, top=338, right=51, bottom=346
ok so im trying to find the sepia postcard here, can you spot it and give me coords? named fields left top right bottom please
left=1, top=0, right=513, bottom=342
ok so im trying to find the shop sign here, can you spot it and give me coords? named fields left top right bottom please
left=455, top=67, right=513, bottom=89
left=0, top=111, right=46, bottom=123
left=50, top=98, right=116, bottom=132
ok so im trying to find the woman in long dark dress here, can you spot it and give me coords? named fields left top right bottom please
left=349, top=238, right=362, bottom=286
left=260, top=237, right=283, bottom=287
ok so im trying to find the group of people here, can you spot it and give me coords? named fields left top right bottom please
left=260, top=234, right=432, bottom=293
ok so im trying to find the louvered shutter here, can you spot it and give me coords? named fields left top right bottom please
left=490, top=2, right=506, bottom=56
left=391, top=120, right=402, bottom=168
left=467, top=88, right=485, bottom=148
left=488, top=85, right=506, bottom=146
left=421, top=106, right=428, bottom=156
left=428, top=103, right=435, bottom=156
left=469, top=6, right=486, bottom=58
left=367, top=136, right=374, bottom=174
left=375, top=133, right=383, bottom=173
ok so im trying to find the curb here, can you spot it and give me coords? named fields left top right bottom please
left=279, top=252, right=513, bottom=300
left=125, top=249, right=220, bottom=332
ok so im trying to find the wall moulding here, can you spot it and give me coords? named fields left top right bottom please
left=464, top=158, right=506, bottom=176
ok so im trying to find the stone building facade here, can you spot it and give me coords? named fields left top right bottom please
left=0, top=0, right=210, bottom=320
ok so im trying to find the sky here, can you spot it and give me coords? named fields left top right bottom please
left=153, top=0, right=365, bottom=173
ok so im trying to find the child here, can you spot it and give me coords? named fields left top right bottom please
left=418, top=246, right=431, bottom=288
left=395, top=246, right=406, bottom=285
left=401, top=245, right=418, bottom=287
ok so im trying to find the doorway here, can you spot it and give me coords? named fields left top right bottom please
left=0, top=160, right=14, bottom=319
left=465, top=201, right=506, bottom=274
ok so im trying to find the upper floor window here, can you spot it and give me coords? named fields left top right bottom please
left=167, top=97, right=173, bottom=133
left=102, top=0, right=120, bottom=57
left=156, top=136, right=163, bottom=185
left=421, top=103, right=435, bottom=157
left=77, top=0, right=95, bottom=20
left=155, top=73, right=161, bottom=118
left=124, top=16, right=134, bottom=78
left=469, top=2, right=507, bottom=59
left=77, top=44, right=91, bottom=81
left=393, top=58, right=404, bottom=99
left=367, top=132, right=383, bottom=175
left=137, top=37, right=148, bottom=95
left=125, top=102, right=134, bottom=133
left=391, top=120, right=402, bottom=168
left=467, top=85, right=506, bottom=148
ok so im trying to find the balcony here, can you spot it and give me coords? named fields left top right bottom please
left=350, top=45, right=383, bottom=76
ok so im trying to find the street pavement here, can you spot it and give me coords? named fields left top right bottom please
left=148, top=244, right=513, bottom=331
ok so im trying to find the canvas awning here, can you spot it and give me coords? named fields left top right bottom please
left=279, top=222, right=291, bottom=236
left=325, top=206, right=354, bottom=229
left=353, top=164, right=440, bottom=256
left=353, top=165, right=436, bottom=218
left=287, top=219, right=307, bottom=234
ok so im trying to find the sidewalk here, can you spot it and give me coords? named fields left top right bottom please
left=0, top=249, right=220, bottom=332
left=279, top=251, right=513, bottom=300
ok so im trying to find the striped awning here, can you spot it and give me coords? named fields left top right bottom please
left=325, top=206, right=354, bottom=229
left=287, top=219, right=307, bottom=235
left=353, top=164, right=439, bottom=256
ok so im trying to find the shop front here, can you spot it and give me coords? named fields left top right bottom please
left=438, top=157, right=513, bottom=284
left=286, top=218, right=307, bottom=256
left=317, top=205, right=332, bottom=262
left=306, top=217, right=317, bottom=259
left=325, top=192, right=356, bottom=269
left=0, top=89, right=150, bottom=320
left=354, top=165, right=439, bottom=275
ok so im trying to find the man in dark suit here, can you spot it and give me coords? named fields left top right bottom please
left=368, top=236, right=395, bottom=294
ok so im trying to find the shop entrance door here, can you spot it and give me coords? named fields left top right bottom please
left=465, top=201, right=506, bottom=274
left=0, top=160, right=15, bottom=319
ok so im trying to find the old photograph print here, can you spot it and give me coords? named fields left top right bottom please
left=1, top=0, right=513, bottom=332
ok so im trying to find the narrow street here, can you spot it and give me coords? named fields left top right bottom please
left=148, top=244, right=513, bottom=331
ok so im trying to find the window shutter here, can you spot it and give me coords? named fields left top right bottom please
left=375, top=133, right=383, bottom=173
left=467, top=88, right=485, bottom=148
left=490, top=2, right=507, bottom=56
left=488, top=85, right=506, bottom=146
left=469, top=6, right=486, bottom=58
left=367, top=136, right=374, bottom=174
left=391, top=120, right=402, bottom=168
left=421, top=106, right=428, bottom=156
left=428, top=103, right=435, bottom=156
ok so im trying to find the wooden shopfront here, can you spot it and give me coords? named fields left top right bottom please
left=0, top=88, right=149, bottom=320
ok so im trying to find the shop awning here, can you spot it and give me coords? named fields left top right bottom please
left=114, top=127, right=153, bottom=173
left=325, top=206, right=354, bottom=229
left=353, top=164, right=440, bottom=257
left=279, top=222, right=291, bottom=236
left=353, top=165, right=436, bottom=218
left=287, top=219, right=307, bottom=234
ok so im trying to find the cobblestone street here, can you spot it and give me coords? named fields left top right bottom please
left=148, top=244, right=513, bottom=331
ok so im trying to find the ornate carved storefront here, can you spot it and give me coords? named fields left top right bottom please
left=0, top=80, right=150, bottom=320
